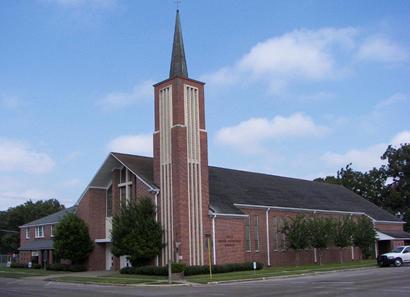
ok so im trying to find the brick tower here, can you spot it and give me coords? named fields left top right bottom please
left=153, top=10, right=210, bottom=266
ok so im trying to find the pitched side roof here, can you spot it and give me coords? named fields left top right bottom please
left=208, top=166, right=400, bottom=222
left=79, top=153, right=401, bottom=223
left=20, top=206, right=77, bottom=228
left=18, top=239, right=54, bottom=251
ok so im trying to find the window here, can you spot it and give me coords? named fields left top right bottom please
left=35, top=226, right=44, bottom=238
left=245, top=216, right=251, bottom=251
left=25, top=228, right=30, bottom=239
left=106, top=185, right=113, bottom=217
left=254, top=215, right=260, bottom=251
left=50, top=225, right=54, bottom=237
left=118, top=167, right=133, bottom=207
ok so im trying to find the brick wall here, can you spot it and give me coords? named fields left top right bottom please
left=214, top=216, right=246, bottom=264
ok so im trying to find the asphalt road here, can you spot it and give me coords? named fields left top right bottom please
left=1, top=266, right=410, bottom=297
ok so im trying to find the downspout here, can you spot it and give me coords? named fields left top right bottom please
left=265, top=208, right=271, bottom=267
left=212, top=214, right=217, bottom=265
left=151, top=189, right=160, bottom=266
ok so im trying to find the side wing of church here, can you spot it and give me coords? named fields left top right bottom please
left=19, top=11, right=410, bottom=271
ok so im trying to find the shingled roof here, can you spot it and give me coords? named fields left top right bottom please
left=20, top=206, right=77, bottom=228
left=107, top=153, right=400, bottom=223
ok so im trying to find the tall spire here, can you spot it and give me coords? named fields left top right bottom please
left=169, top=10, right=188, bottom=78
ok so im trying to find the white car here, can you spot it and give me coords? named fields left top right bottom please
left=377, top=245, right=410, bottom=267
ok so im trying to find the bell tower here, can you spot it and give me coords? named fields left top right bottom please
left=153, top=10, right=210, bottom=266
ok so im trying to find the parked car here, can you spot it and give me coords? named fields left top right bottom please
left=377, top=246, right=410, bottom=267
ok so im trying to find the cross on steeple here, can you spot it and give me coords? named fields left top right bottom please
left=175, top=0, right=181, bottom=10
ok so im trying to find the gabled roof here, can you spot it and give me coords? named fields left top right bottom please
left=79, top=153, right=401, bottom=223
left=20, top=206, right=77, bottom=228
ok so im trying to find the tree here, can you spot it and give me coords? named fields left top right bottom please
left=282, top=215, right=310, bottom=265
left=381, top=144, right=410, bottom=213
left=307, top=217, right=334, bottom=265
left=315, top=164, right=388, bottom=208
left=333, top=217, right=354, bottom=263
left=352, top=216, right=376, bottom=259
left=0, top=199, right=64, bottom=254
left=53, top=213, right=94, bottom=264
left=111, top=197, right=163, bottom=267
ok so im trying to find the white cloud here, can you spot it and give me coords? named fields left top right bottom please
left=321, top=130, right=410, bottom=171
left=391, top=131, right=410, bottom=146
left=0, top=96, right=22, bottom=110
left=375, top=93, right=409, bottom=109
left=202, top=27, right=358, bottom=91
left=216, top=113, right=329, bottom=154
left=108, top=134, right=152, bottom=156
left=357, top=37, right=408, bottom=63
left=0, top=139, right=55, bottom=174
left=97, top=80, right=153, bottom=111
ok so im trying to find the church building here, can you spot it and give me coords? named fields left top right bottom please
left=19, top=11, right=410, bottom=270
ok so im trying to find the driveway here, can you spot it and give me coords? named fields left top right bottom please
left=1, top=266, right=410, bottom=297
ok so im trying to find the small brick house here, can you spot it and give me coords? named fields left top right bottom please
left=18, top=207, right=76, bottom=266
left=19, top=10, right=410, bottom=270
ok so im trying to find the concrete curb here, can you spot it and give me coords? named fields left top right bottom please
left=203, top=266, right=378, bottom=285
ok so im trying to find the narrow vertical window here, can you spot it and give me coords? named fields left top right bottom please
left=35, top=226, right=44, bottom=238
left=245, top=216, right=251, bottom=251
left=254, top=215, right=260, bottom=251
left=106, top=185, right=113, bottom=217
left=50, top=225, right=54, bottom=237
left=25, top=228, right=30, bottom=239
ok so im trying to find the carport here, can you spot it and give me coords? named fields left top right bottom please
left=376, top=230, right=410, bottom=256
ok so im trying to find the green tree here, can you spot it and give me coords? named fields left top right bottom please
left=53, top=213, right=94, bottom=264
left=381, top=143, right=410, bottom=214
left=282, top=215, right=310, bottom=265
left=352, top=216, right=376, bottom=259
left=333, top=217, right=354, bottom=263
left=111, top=197, right=163, bottom=267
left=0, top=199, right=64, bottom=254
left=307, top=217, right=334, bottom=265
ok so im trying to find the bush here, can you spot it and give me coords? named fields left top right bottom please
left=47, top=263, right=87, bottom=272
left=120, top=262, right=263, bottom=276
left=10, top=262, right=41, bottom=269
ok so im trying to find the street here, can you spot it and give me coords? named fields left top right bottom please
left=1, top=266, right=410, bottom=297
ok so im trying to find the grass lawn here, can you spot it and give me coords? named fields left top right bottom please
left=0, top=266, right=65, bottom=278
left=186, top=260, right=376, bottom=284
left=48, top=274, right=168, bottom=285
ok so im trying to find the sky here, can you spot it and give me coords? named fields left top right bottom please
left=1, top=0, right=409, bottom=210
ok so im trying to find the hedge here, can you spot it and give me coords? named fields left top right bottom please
left=120, top=262, right=263, bottom=276
left=46, top=263, right=87, bottom=272
left=10, top=263, right=41, bottom=269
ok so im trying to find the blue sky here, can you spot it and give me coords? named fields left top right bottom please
left=1, top=0, right=409, bottom=210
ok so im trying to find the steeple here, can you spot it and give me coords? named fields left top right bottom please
left=169, top=10, right=188, bottom=78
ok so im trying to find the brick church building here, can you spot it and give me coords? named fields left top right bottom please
left=19, top=11, right=410, bottom=270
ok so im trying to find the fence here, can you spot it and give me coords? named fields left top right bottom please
left=0, top=255, right=11, bottom=266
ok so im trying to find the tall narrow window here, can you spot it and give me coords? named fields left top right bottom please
left=106, top=185, right=113, bottom=217
left=50, top=225, right=54, bottom=237
left=25, top=228, right=30, bottom=239
left=118, top=167, right=133, bottom=207
left=254, top=215, right=260, bottom=251
left=245, top=216, right=251, bottom=251
left=35, top=226, right=44, bottom=238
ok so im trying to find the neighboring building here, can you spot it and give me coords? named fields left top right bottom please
left=18, top=207, right=76, bottom=266
left=19, top=11, right=410, bottom=270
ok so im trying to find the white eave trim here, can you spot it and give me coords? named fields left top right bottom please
left=233, top=203, right=404, bottom=224
left=376, top=230, right=410, bottom=241
left=95, top=238, right=111, bottom=243
left=19, top=222, right=57, bottom=229
left=209, top=211, right=248, bottom=218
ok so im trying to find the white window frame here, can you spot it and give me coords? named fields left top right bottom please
left=25, top=228, right=30, bottom=239
left=50, top=225, right=54, bottom=237
left=35, top=226, right=44, bottom=238
left=118, top=167, right=133, bottom=206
